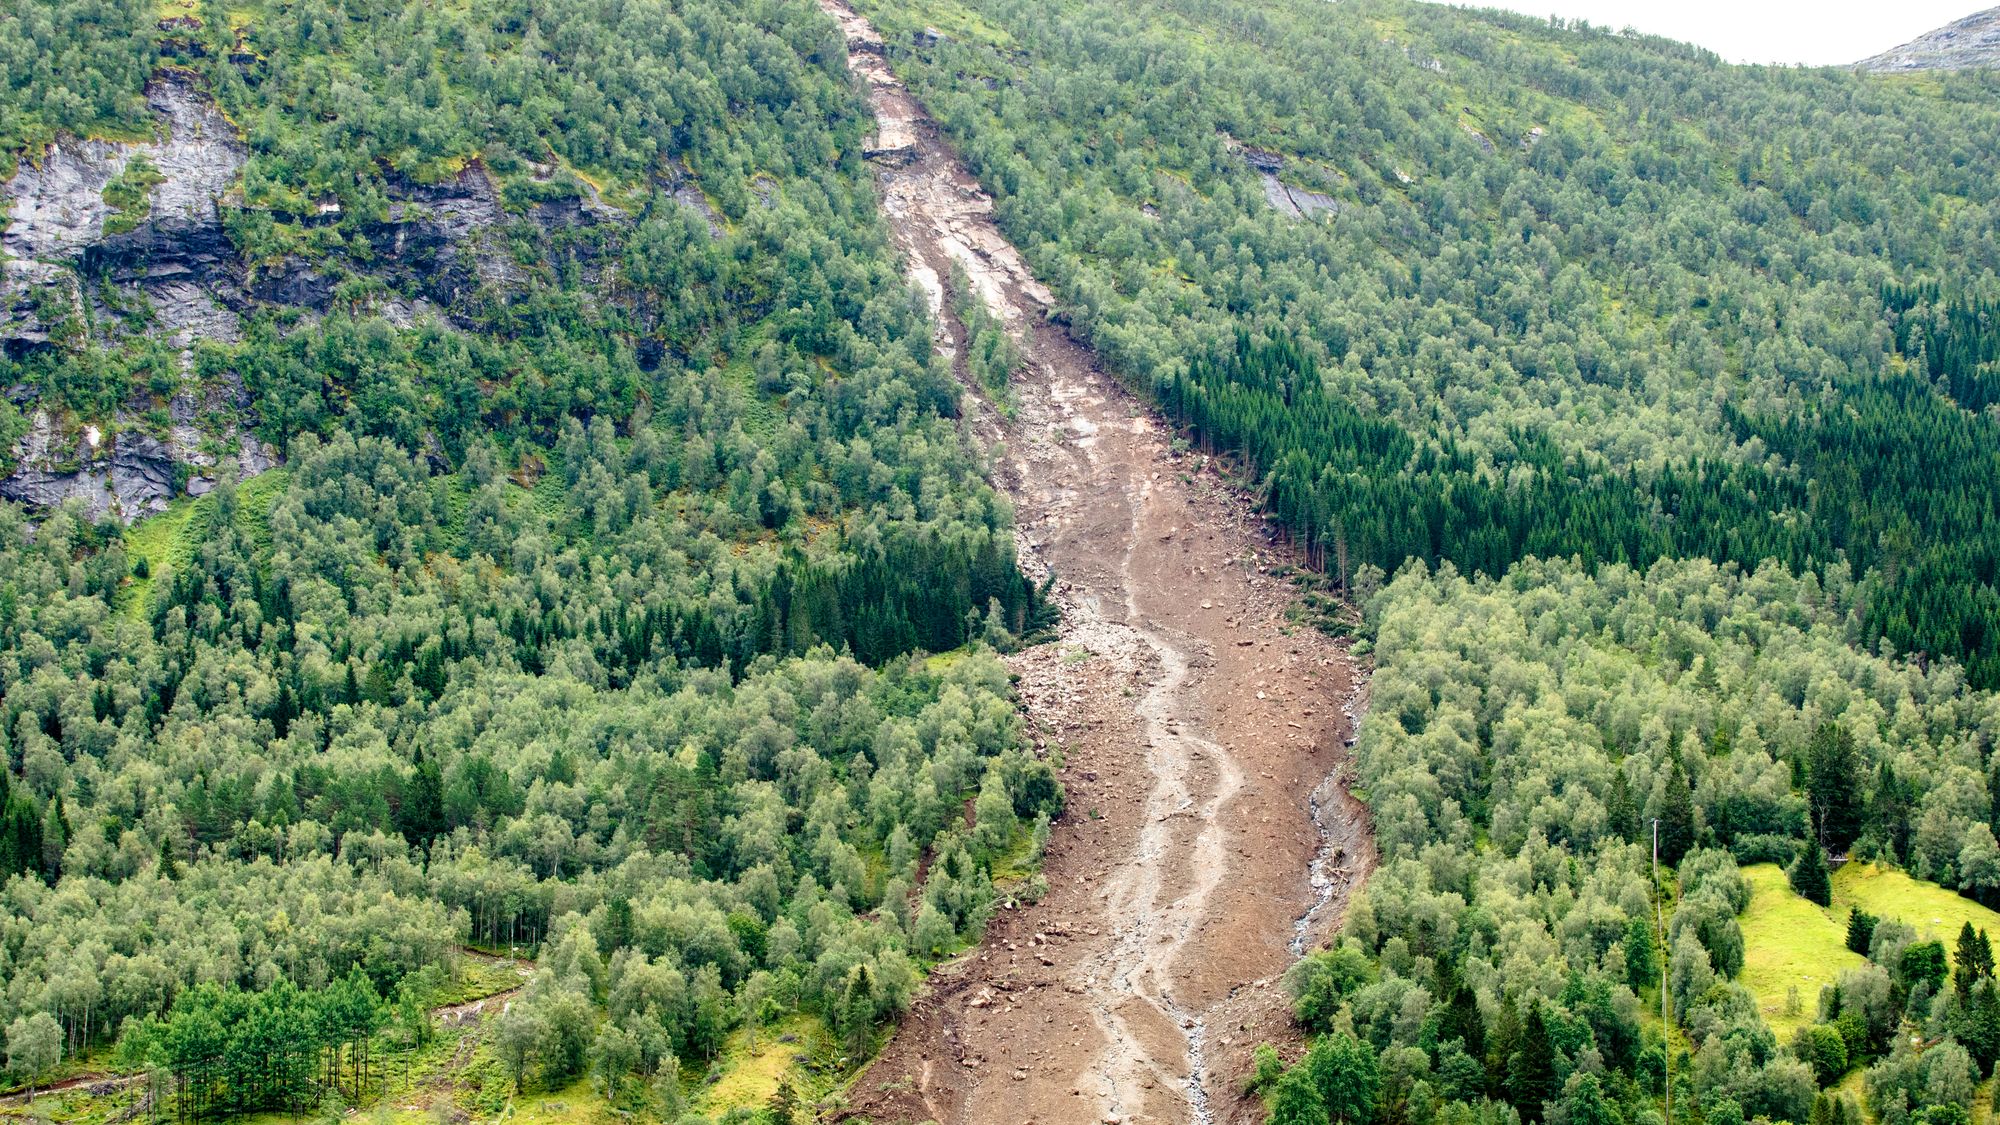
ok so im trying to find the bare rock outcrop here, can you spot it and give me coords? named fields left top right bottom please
left=4, top=72, right=247, bottom=366
left=1857, top=7, right=2000, bottom=71
left=1261, top=176, right=1341, bottom=219
left=0, top=417, right=180, bottom=521
left=1, top=75, right=262, bottom=517
left=5, top=74, right=244, bottom=270
left=0, top=261, right=78, bottom=358
left=1224, top=137, right=1344, bottom=220
left=2, top=64, right=639, bottom=520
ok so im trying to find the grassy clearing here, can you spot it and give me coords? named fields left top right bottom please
left=989, top=820, right=1045, bottom=887
left=1834, top=861, right=2000, bottom=945
left=530, top=461, right=570, bottom=527
left=429, top=954, right=530, bottom=1008
left=116, top=470, right=291, bottom=621
left=719, top=320, right=781, bottom=440
left=694, top=1014, right=831, bottom=1116
left=870, top=0, right=1017, bottom=49
left=1739, top=861, right=2000, bottom=1043
left=229, top=468, right=290, bottom=555
left=491, top=1083, right=619, bottom=1125
left=117, top=498, right=195, bottom=620
left=434, top=470, right=472, bottom=555
left=1738, top=863, right=1865, bottom=1041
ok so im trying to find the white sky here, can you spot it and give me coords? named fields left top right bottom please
left=1456, top=0, right=1983, bottom=65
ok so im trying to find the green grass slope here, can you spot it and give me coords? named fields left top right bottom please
left=1738, top=863, right=1866, bottom=1041
left=1740, top=860, right=2000, bottom=1045
left=117, top=470, right=290, bottom=620
left=1836, top=861, right=2000, bottom=945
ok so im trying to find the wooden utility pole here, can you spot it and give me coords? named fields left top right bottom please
left=1654, top=816, right=1669, bottom=1125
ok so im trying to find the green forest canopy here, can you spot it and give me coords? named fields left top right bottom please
left=864, top=0, right=2000, bottom=683
left=0, top=0, right=1059, bottom=1114
left=8, top=0, right=2000, bottom=1119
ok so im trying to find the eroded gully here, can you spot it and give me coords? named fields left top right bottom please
left=820, top=5, right=1376, bottom=1123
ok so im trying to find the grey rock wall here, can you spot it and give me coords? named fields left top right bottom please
left=4, top=74, right=243, bottom=267
left=0, top=416, right=179, bottom=519
left=1, top=75, right=261, bottom=520
left=2, top=71, right=628, bottom=523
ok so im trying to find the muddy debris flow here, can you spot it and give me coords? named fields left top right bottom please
left=823, top=4, right=1376, bottom=1123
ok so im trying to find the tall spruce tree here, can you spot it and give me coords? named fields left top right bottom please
left=1867, top=762, right=1912, bottom=861
left=1955, top=978, right=2000, bottom=1075
left=1439, top=968, right=1486, bottom=1058
left=1956, top=923, right=1995, bottom=1001
left=1807, top=723, right=1863, bottom=853
left=1791, top=836, right=1832, bottom=907
left=1658, top=760, right=1697, bottom=867
left=400, top=749, right=446, bottom=848
left=1606, top=769, right=1637, bottom=844
left=1625, top=917, right=1659, bottom=990
left=1508, top=1004, right=1559, bottom=1122
left=1847, top=908, right=1877, bottom=956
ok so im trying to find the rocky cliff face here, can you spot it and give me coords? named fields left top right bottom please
left=1, top=69, right=626, bottom=522
left=8, top=75, right=246, bottom=354
left=2, top=73, right=253, bottom=521
left=6, top=75, right=244, bottom=265
left=1857, top=7, right=2000, bottom=71
left=1223, top=136, right=1345, bottom=220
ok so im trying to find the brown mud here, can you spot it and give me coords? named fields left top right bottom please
left=823, top=5, right=1376, bottom=1123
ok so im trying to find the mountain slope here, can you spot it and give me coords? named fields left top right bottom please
left=849, top=0, right=2000, bottom=1119
left=1857, top=6, right=2000, bottom=71
left=0, top=0, right=1065, bottom=1116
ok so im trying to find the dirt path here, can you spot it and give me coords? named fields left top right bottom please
left=823, top=6, right=1375, bottom=1124
left=0, top=951, right=533, bottom=1112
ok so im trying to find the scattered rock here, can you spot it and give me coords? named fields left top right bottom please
left=828, top=4, right=1376, bottom=1122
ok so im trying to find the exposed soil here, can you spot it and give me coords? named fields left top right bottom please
left=0, top=1071, right=144, bottom=1108
left=823, top=6, right=1376, bottom=1124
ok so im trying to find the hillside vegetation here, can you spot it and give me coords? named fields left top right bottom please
left=861, top=0, right=2000, bottom=685
left=0, top=0, right=1060, bottom=1119
left=853, top=0, right=2000, bottom=1120
left=10, top=0, right=2000, bottom=1120
left=1839, top=863, right=2000, bottom=948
